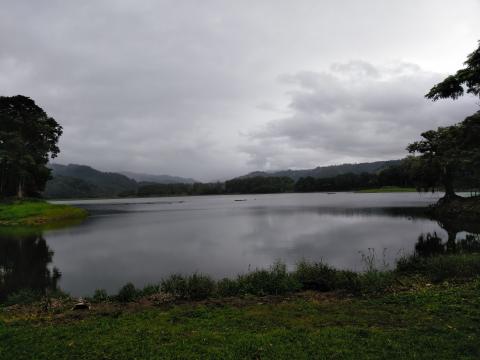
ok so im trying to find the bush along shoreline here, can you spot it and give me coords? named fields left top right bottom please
left=2, top=240, right=480, bottom=359
left=99, top=252, right=480, bottom=304
left=3, top=237, right=480, bottom=307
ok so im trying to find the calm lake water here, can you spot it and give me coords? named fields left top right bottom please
left=3, top=192, right=477, bottom=297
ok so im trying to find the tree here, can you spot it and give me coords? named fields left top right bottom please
left=407, top=112, right=480, bottom=198
left=426, top=40, right=480, bottom=101
left=408, top=41, right=480, bottom=199
left=0, top=95, right=62, bottom=198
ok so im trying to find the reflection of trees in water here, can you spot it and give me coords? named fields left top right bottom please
left=0, top=231, right=60, bottom=302
left=414, top=232, right=480, bottom=258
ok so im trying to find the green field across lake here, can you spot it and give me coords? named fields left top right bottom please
left=0, top=201, right=87, bottom=226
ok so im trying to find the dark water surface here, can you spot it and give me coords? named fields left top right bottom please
left=2, top=192, right=477, bottom=297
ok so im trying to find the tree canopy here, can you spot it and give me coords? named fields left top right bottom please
left=0, top=95, right=62, bottom=198
left=426, top=40, right=480, bottom=101
left=408, top=41, right=480, bottom=199
left=407, top=112, right=480, bottom=198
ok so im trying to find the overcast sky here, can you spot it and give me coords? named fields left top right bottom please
left=1, top=1, right=479, bottom=181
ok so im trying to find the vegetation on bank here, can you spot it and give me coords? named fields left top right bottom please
left=92, top=251, right=480, bottom=302
left=1, top=255, right=480, bottom=359
left=434, top=195, right=480, bottom=222
left=0, top=200, right=87, bottom=226
left=356, top=186, right=417, bottom=193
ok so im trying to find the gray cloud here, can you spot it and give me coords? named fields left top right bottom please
left=1, top=1, right=479, bottom=180
left=242, top=61, right=479, bottom=170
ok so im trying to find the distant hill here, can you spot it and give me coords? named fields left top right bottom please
left=239, top=160, right=402, bottom=181
left=120, top=171, right=196, bottom=184
left=44, top=164, right=138, bottom=199
left=43, top=160, right=402, bottom=199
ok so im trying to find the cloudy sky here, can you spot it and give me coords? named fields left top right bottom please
left=1, top=1, right=479, bottom=181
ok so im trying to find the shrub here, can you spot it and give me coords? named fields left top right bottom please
left=161, top=273, right=215, bottom=300
left=4, top=289, right=41, bottom=305
left=141, top=284, right=161, bottom=297
left=334, top=270, right=361, bottom=294
left=116, top=283, right=139, bottom=302
left=396, top=253, right=480, bottom=282
left=356, top=270, right=395, bottom=295
left=294, top=260, right=338, bottom=291
left=186, top=274, right=216, bottom=300
left=92, top=289, right=109, bottom=303
left=236, top=261, right=301, bottom=296
left=217, top=278, right=241, bottom=297
left=161, top=274, right=188, bottom=299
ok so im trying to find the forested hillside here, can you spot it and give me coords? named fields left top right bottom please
left=242, top=160, right=401, bottom=181
left=44, top=164, right=138, bottom=199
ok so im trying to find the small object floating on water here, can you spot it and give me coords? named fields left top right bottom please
left=72, top=297, right=90, bottom=310
left=234, top=199, right=247, bottom=202
left=327, top=192, right=336, bottom=195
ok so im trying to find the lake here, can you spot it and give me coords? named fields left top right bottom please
left=2, top=192, right=476, bottom=297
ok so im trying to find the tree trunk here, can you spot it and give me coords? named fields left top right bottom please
left=442, top=165, right=457, bottom=199
left=17, top=180, right=23, bottom=199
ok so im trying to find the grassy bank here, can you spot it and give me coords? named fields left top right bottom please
left=356, top=186, right=417, bottom=193
left=0, top=200, right=87, bottom=226
left=1, top=279, right=479, bottom=359
left=1, top=252, right=480, bottom=359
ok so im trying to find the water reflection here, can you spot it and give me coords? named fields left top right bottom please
left=1, top=193, right=478, bottom=298
left=0, top=229, right=61, bottom=302
left=415, top=232, right=480, bottom=257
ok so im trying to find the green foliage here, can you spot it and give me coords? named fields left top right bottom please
left=4, top=289, right=42, bottom=306
left=216, top=278, right=241, bottom=297
left=44, top=164, right=138, bottom=199
left=294, top=159, right=419, bottom=193
left=140, top=284, right=161, bottom=297
left=225, top=176, right=294, bottom=194
left=0, top=201, right=87, bottom=226
left=407, top=112, right=480, bottom=197
left=396, top=253, right=480, bottom=282
left=2, top=280, right=480, bottom=359
left=0, top=95, right=62, bottom=198
left=426, top=40, right=480, bottom=100
left=244, top=160, right=401, bottom=182
left=294, top=260, right=338, bottom=291
left=235, top=261, right=301, bottom=296
left=116, top=283, right=140, bottom=303
left=92, top=289, right=109, bottom=303
left=161, top=273, right=215, bottom=300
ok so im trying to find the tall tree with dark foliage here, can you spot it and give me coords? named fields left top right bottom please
left=0, top=95, right=62, bottom=198
left=407, top=41, right=480, bottom=198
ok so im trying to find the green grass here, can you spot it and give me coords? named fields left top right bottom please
left=1, top=280, right=479, bottom=359
left=0, top=200, right=87, bottom=226
left=2, top=253, right=480, bottom=358
left=356, top=186, right=417, bottom=193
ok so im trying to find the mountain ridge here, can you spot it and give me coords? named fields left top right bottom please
left=238, top=160, right=402, bottom=181
left=120, top=171, right=197, bottom=184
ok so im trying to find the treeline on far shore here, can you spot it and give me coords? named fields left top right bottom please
left=112, top=159, right=436, bottom=197
left=117, top=159, right=480, bottom=197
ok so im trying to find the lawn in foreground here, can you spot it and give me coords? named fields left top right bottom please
left=1, top=280, right=479, bottom=359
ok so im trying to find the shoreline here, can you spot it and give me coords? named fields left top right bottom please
left=0, top=200, right=88, bottom=227
left=1, top=275, right=479, bottom=359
